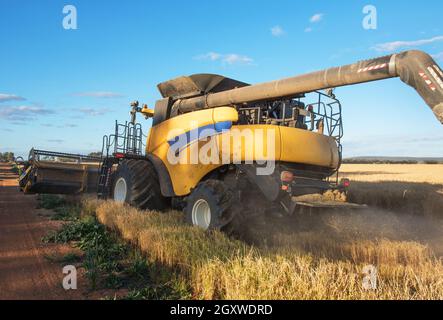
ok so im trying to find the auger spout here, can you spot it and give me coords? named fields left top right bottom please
left=169, top=50, right=443, bottom=124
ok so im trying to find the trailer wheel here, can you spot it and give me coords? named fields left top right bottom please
left=112, top=159, right=169, bottom=211
left=185, top=179, right=236, bottom=231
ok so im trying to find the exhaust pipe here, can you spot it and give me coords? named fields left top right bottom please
left=173, top=50, right=443, bottom=124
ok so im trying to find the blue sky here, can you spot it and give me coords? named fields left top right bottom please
left=1, top=0, right=443, bottom=158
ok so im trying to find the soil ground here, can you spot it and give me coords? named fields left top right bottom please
left=0, top=163, right=85, bottom=300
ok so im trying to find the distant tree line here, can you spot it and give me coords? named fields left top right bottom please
left=343, top=159, right=442, bottom=164
left=0, top=152, right=15, bottom=162
left=88, top=152, right=102, bottom=158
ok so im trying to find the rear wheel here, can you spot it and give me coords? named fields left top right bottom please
left=185, top=180, right=237, bottom=231
left=112, top=159, right=169, bottom=211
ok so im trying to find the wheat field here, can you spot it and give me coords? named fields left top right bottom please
left=340, top=164, right=443, bottom=184
left=339, top=164, right=443, bottom=218
left=86, top=164, right=443, bottom=300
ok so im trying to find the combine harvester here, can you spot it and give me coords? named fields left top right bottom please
left=20, top=50, right=443, bottom=231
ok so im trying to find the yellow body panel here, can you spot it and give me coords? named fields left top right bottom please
left=216, top=125, right=282, bottom=163
left=278, top=126, right=339, bottom=168
left=146, top=107, right=238, bottom=196
left=146, top=107, right=340, bottom=196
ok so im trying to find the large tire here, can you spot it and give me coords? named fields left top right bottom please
left=185, top=179, right=237, bottom=231
left=112, top=159, right=169, bottom=211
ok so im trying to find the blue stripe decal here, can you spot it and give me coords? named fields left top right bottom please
left=214, top=121, right=233, bottom=132
left=167, top=121, right=232, bottom=150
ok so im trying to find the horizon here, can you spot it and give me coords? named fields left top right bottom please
left=343, top=155, right=443, bottom=160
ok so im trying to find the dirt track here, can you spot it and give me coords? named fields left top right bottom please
left=0, top=163, right=84, bottom=300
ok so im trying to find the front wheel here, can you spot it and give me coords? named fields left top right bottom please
left=185, top=180, right=237, bottom=231
left=112, top=159, right=169, bottom=211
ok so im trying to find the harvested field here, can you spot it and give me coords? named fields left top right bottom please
left=85, top=164, right=443, bottom=300
left=340, top=164, right=443, bottom=218
left=340, top=164, right=443, bottom=184
left=5, top=163, right=443, bottom=300
left=92, top=200, right=443, bottom=299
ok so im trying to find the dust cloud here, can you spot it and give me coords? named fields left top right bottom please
left=239, top=206, right=443, bottom=260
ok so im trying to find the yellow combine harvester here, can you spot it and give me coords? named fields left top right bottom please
left=21, top=50, right=443, bottom=231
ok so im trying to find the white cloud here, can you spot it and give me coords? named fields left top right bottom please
left=73, top=91, right=124, bottom=98
left=195, top=52, right=254, bottom=65
left=373, top=35, right=443, bottom=52
left=47, top=139, right=64, bottom=144
left=0, top=105, right=55, bottom=121
left=271, top=25, right=285, bottom=37
left=223, top=54, right=253, bottom=65
left=76, top=108, right=110, bottom=116
left=42, top=123, right=78, bottom=128
left=0, top=94, right=26, bottom=103
left=305, top=13, right=324, bottom=32
left=195, top=52, right=221, bottom=61
left=432, top=52, right=443, bottom=61
left=310, top=13, right=323, bottom=23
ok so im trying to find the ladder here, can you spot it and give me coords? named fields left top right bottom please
left=96, top=121, right=145, bottom=199
left=97, top=156, right=115, bottom=199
